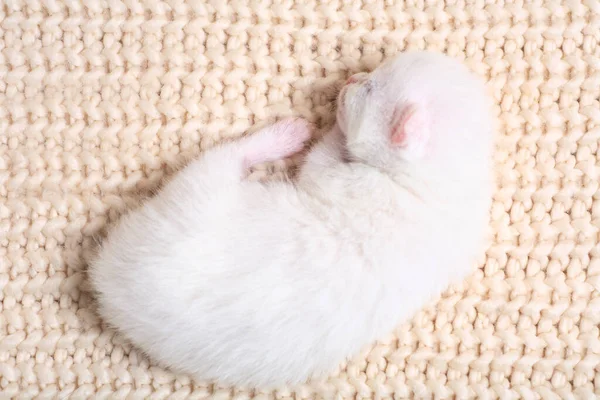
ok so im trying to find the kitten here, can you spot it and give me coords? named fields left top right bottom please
left=89, top=51, right=493, bottom=388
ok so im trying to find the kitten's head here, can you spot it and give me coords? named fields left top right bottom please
left=336, top=51, right=493, bottom=176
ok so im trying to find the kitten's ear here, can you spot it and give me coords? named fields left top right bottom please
left=390, top=104, right=429, bottom=158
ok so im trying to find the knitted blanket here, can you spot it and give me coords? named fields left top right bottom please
left=1, top=1, right=599, bottom=398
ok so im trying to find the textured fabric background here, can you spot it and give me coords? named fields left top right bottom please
left=1, top=1, right=599, bottom=399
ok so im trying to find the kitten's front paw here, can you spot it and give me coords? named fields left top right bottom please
left=244, top=117, right=314, bottom=168
left=270, top=117, right=313, bottom=156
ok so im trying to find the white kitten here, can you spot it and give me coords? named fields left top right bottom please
left=89, top=51, right=493, bottom=388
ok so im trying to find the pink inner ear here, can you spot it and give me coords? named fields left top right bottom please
left=391, top=104, right=416, bottom=146
left=391, top=104, right=426, bottom=149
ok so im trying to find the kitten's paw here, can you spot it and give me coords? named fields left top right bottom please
left=270, top=117, right=313, bottom=156
left=244, top=117, right=313, bottom=168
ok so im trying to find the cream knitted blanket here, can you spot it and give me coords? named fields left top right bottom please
left=1, top=1, right=599, bottom=399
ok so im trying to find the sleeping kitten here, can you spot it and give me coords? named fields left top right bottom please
left=89, top=51, right=493, bottom=388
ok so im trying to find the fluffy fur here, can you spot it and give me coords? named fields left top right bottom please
left=89, top=51, right=494, bottom=388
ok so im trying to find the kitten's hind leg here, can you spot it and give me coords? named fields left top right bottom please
left=180, top=117, right=313, bottom=187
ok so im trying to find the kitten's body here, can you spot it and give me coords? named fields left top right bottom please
left=90, top=51, right=493, bottom=388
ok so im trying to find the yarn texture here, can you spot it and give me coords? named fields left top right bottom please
left=1, top=1, right=599, bottom=399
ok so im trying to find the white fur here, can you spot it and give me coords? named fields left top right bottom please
left=89, top=51, right=494, bottom=388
